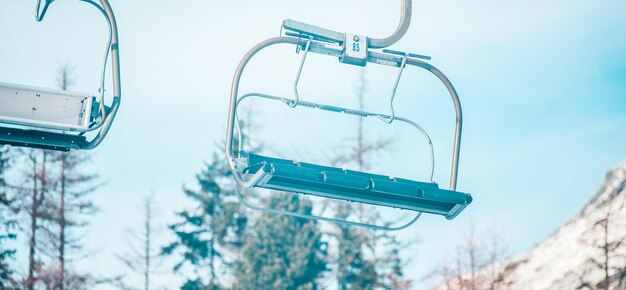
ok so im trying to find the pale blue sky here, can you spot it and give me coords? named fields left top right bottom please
left=1, top=0, right=625, bottom=289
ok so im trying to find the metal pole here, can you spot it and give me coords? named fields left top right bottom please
left=406, top=59, right=462, bottom=191
left=83, top=0, right=121, bottom=149
left=282, top=0, right=412, bottom=49
left=99, top=0, right=120, bottom=99
left=226, top=37, right=305, bottom=184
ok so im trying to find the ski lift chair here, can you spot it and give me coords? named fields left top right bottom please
left=225, top=0, right=473, bottom=230
left=0, top=0, right=122, bottom=151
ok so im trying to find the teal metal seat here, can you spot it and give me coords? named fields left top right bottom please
left=243, top=154, right=472, bottom=220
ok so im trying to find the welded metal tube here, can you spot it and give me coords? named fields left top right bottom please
left=82, top=0, right=121, bottom=149
left=226, top=37, right=306, bottom=185
left=405, top=59, right=462, bottom=191
left=369, top=0, right=412, bottom=48
left=283, top=0, right=412, bottom=49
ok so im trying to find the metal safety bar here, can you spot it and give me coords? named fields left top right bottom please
left=235, top=186, right=422, bottom=231
left=288, top=37, right=312, bottom=108
left=18, top=0, right=122, bottom=150
left=234, top=92, right=435, bottom=183
left=283, top=37, right=407, bottom=125
left=377, top=54, right=407, bottom=124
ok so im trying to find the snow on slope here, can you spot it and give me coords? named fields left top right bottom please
left=494, top=161, right=626, bottom=289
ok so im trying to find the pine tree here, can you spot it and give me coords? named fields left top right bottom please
left=163, top=152, right=247, bottom=289
left=18, top=65, right=100, bottom=290
left=376, top=237, right=413, bottom=290
left=42, top=64, right=100, bottom=290
left=0, top=147, right=18, bottom=288
left=17, top=149, right=57, bottom=290
left=424, top=221, right=512, bottom=290
left=48, top=150, right=100, bottom=290
left=578, top=197, right=626, bottom=290
left=329, top=72, right=413, bottom=289
left=335, top=221, right=377, bottom=290
left=119, top=194, right=164, bottom=290
left=13, top=148, right=100, bottom=290
left=235, top=192, right=327, bottom=290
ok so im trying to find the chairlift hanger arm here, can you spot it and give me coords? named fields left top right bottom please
left=282, top=0, right=418, bottom=67
left=282, top=0, right=411, bottom=49
left=369, top=0, right=412, bottom=49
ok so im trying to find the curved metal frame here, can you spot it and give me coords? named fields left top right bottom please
left=27, top=0, right=121, bottom=150
left=369, top=0, right=412, bottom=49
left=225, top=36, right=464, bottom=229
left=282, top=0, right=411, bottom=50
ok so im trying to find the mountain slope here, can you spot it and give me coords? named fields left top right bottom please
left=494, top=162, right=626, bottom=289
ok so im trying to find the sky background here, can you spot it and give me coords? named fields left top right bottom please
left=1, top=0, right=626, bottom=289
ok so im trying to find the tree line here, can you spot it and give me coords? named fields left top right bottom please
left=0, top=69, right=415, bottom=289
left=158, top=73, right=413, bottom=289
left=0, top=66, right=103, bottom=290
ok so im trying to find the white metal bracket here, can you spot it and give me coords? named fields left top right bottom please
left=340, top=34, right=368, bottom=66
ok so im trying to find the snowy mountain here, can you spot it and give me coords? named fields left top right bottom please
left=475, top=162, right=626, bottom=289
left=434, top=161, right=626, bottom=290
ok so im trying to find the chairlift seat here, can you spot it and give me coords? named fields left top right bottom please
left=243, top=153, right=472, bottom=220
left=0, top=82, right=94, bottom=151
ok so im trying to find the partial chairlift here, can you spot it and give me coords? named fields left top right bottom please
left=0, top=0, right=122, bottom=151
left=225, top=0, right=472, bottom=230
